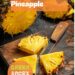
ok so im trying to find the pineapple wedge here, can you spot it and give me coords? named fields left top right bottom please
left=40, top=51, right=64, bottom=74
left=44, top=0, right=71, bottom=19
left=14, top=55, right=37, bottom=74
left=18, top=35, right=48, bottom=54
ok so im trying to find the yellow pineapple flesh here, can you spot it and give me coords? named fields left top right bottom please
left=44, top=0, right=70, bottom=19
left=18, top=35, right=48, bottom=54
left=2, top=10, right=37, bottom=35
left=40, top=51, right=64, bottom=74
left=14, top=55, right=37, bottom=74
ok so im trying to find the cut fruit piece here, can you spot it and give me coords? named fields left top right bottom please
left=40, top=51, right=64, bottom=74
left=14, top=55, right=37, bottom=74
left=18, top=35, right=48, bottom=54
left=71, top=0, right=74, bottom=3
left=43, top=0, right=70, bottom=19
left=66, top=8, right=74, bottom=16
left=2, top=10, right=37, bottom=35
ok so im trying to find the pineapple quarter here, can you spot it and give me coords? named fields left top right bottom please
left=14, top=55, right=37, bottom=74
left=2, top=10, right=37, bottom=35
left=40, top=51, right=64, bottom=74
left=18, top=35, right=48, bottom=54
left=44, top=0, right=70, bottom=19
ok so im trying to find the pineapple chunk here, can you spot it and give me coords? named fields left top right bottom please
left=14, top=55, right=37, bottom=74
left=40, top=51, right=64, bottom=74
left=44, top=0, right=70, bottom=19
left=18, top=35, right=48, bottom=54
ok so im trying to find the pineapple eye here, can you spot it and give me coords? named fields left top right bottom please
left=61, top=55, right=63, bottom=58
left=11, top=10, right=14, bottom=13
left=48, top=71, right=51, bottom=75
left=10, top=16, right=13, bottom=17
left=44, top=37, right=47, bottom=39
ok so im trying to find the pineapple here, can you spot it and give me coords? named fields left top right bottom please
left=18, top=35, right=48, bottom=54
left=14, top=55, right=37, bottom=74
left=40, top=51, right=64, bottom=74
left=2, top=10, right=37, bottom=35
left=44, top=0, right=74, bottom=19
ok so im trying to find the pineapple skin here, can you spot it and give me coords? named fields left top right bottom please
left=2, top=10, right=37, bottom=35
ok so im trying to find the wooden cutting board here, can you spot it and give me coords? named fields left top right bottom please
left=0, top=19, right=74, bottom=75
left=0, top=31, right=74, bottom=75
